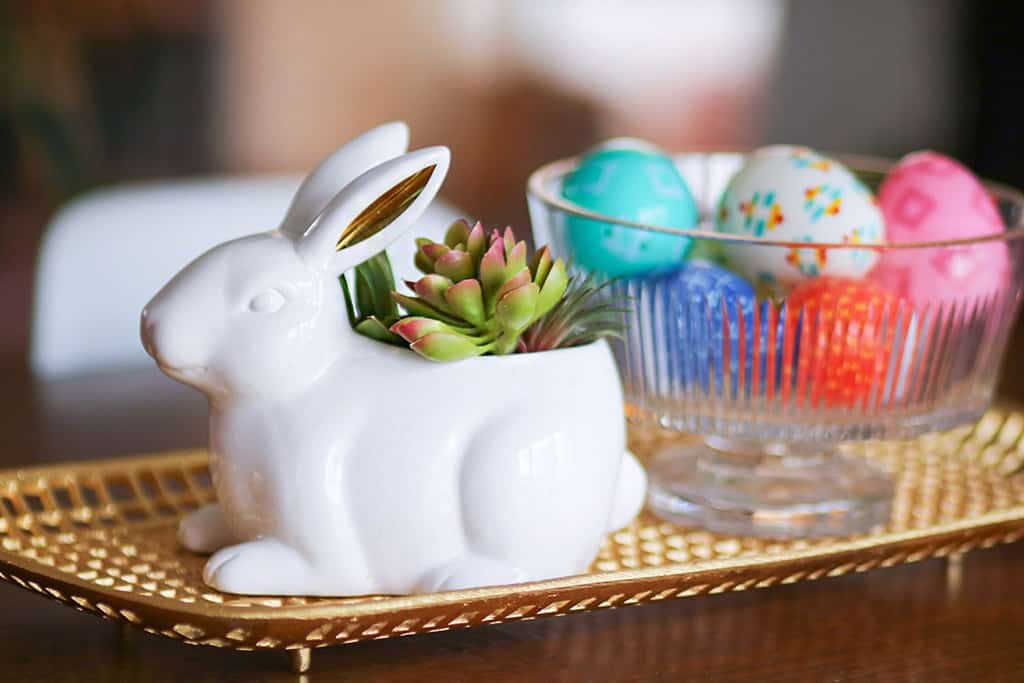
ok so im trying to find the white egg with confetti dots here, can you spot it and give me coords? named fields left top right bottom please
left=714, top=146, right=885, bottom=289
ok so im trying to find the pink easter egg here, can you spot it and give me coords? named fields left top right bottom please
left=870, top=151, right=1009, bottom=306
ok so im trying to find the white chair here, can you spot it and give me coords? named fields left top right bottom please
left=31, top=177, right=464, bottom=377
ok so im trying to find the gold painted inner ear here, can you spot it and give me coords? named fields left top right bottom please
left=336, top=165, right=436, bottom=251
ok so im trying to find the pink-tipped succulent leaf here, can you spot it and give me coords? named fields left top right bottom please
left=410, top=331, right=486, bottom=362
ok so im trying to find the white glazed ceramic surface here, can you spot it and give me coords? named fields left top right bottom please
left=140, top=122, right=645, bottom=596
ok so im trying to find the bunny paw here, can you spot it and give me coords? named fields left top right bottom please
left=178, top=503, right=235, bottom=554
left=203, top=539, right=312, bottom=595
left=417, top=556, right=526, bottom=593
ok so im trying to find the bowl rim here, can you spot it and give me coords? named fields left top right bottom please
left=526, top=150, right=1024, bottom=250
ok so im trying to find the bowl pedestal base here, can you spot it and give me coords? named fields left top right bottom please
left=647, top=436, right=893, bottom=538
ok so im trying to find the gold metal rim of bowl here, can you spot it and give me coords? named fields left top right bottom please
left=525, top=150, right=1024, bottom=251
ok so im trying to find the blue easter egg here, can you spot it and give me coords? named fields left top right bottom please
left=658, top=261, right=786, bottom=397
left=562, top=145, right=698, bottom=277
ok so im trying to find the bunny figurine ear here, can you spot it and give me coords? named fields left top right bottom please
left=279, top=122, right=410, bottom=238
left=296, top=146, right=450, bottom=275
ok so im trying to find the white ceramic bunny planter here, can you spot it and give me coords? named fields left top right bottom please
left=140, top=123, right=646, bottom=597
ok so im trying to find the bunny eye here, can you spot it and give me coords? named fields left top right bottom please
left=248, top=289, right=286, bottom=313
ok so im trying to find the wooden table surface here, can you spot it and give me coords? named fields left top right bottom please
left=2, top=364, right=1024, bottom=682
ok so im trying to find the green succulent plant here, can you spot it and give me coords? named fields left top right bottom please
left=339, top=251, right=404, bottom=345
left=342, top=219, right=628, bottom=362
left=389, top=221, right=570, bottom=361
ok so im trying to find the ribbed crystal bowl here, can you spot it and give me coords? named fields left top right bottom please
left=528, top=151, right=1024, bottom=538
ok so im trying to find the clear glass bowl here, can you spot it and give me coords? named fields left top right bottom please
left=527, top=151, right=1024, bottom=538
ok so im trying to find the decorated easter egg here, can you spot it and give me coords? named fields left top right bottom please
left=658, top=260, right=784, bottom=396
left=715, top=146, right=885, bottom=288
left=869, top=151, right=1008, bottom=306
left=784, top=277, right=909, bottom=407
left=562, top=144, right=698, bottom=277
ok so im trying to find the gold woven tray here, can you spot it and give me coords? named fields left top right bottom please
left=3, top=407, right=1024, bottom=673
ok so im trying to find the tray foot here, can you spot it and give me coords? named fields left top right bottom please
left=946, top=552, right=965, bottom=596
left=289, top=647, right=312, bottom=674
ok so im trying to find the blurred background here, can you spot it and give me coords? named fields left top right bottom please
left=3, top=0, right=1023, bottom=378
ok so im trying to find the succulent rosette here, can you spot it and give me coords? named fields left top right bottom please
left=389, top=221, right=570, bottom=361
left=341, top=219, right=626, bottom=362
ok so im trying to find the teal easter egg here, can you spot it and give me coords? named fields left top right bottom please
left=562, top=146, right=698, bottom=277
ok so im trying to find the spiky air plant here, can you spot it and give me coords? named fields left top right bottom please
left=519, top=275, right=627, bottom=352
left=389, top=221, right=570, bottom=361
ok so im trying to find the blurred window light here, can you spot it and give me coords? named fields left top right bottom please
left=511, top=0, right=783, bottom=99
left=440, top=0, right=785, bottom=137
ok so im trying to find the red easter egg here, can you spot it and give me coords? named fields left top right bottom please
left=784, top=277, right=909, bottom=408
